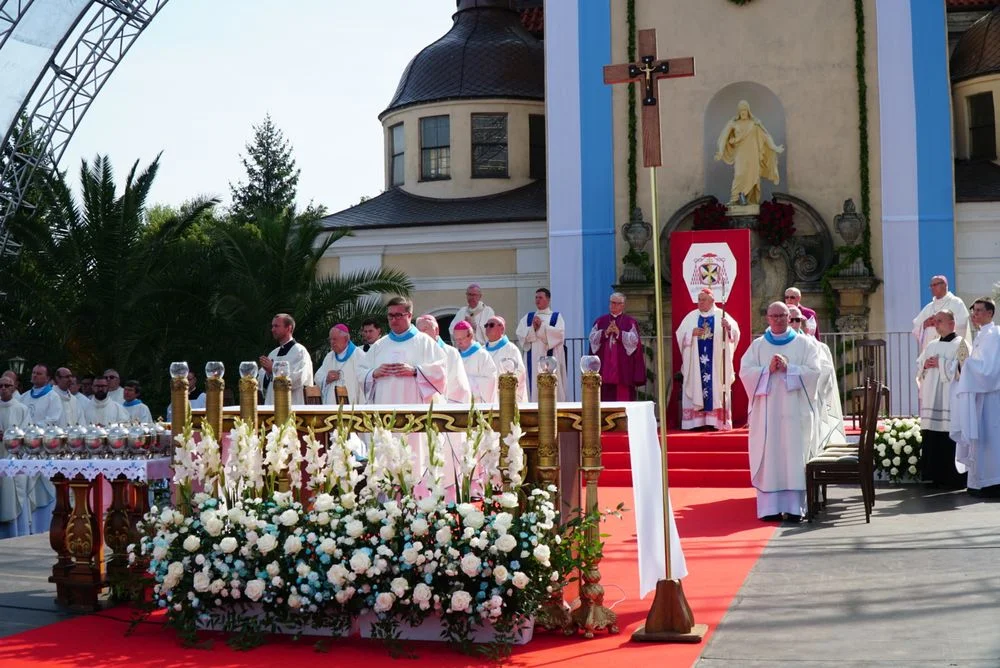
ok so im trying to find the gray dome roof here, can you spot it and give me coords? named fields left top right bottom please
left=380, top=0, right=544, bottom=119
left=951, top=8, right=1000, bottom=82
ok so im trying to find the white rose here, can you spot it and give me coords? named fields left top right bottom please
left=890, top=467, right=899, bottom=475
left=495, top=534, right=517, bottom=553
left=283, top=535, right=302, bottom=555
left=227, top=507, right=246, bottom=524
left=209, top=578, right=225, bottom=594
left=159, top=508, right=173, bottom=525
left=245, top=578, right=266, bottom=602
left=908, top=465, right=918, bottom=475
left=266, top=561, right=281, bottom=577
left=907, top=456, right=918, bottom=465
left=345, top=520, right=365, bottom=538
left=402, top=546, right=420, bottom=565
left=903, top=444, right=913, bottom=455
left=498, top=492, right=519, bottom=509
left=464, top=511, right=485, bottom=530
left=315, top=511, right=330, bottom=526
left=450, top=590, right=473, bottom=612
left=152, top=545, right=168, bottom=561
left=278, top=509, right=299, bottom=527
left=379, top=525, right=395, bottom=541
left=892, top=444, right=902, bottom=455
left=365, top=508, right=385, bottom=524
left=435, top=526, right=452, bottom=546
left=182, top=535, right=201, bottom=553
left=460, top=553, right=482, bottom=577
left=340, top=492, right=356, bottom=509
left=881, top=458, right=892, bottom=467
left=257, top=533, right=278, bottom=555
left=193, top=571, right=211, bottom=592
left=413, top=583, right=432, bottom=604
left=288, top=593, right=302, bottom=609
left=456, top=503, right=474, bottom=517
left=204, top=517, right=224, bottom=537
left=313, top=494, right=335, bottom=513
left=319, top=537, right=336, bottom=555
left=374, top=592, right=395, bottom=612
left=219, top=537, right=238, bottom=554
left=533, top=544, right=551, bottom=566
left=410, top=518, right=429, bottom=536
left=493, top=512, right=514, bottom=533
left=349, top=550, right=371, bottom=574
left=417, top=496, right=438, bottom=514
left=326, top=564, right=349, bottom=587
left=390, top=577, right=409, bottom=598
left=493, top=565, right=509, bottom=583
left=892, top=456, right=901, bottom=467
left=512, top=571, right=529, bottom=589
left=296, top=563, right=312, bottom=578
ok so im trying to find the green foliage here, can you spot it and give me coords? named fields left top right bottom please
left=229, top=114, right=302, bottom=220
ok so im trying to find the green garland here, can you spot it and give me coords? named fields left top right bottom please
left=626, top=0, right=637, bottom=215
left=821, top=0, right=875, bottom=329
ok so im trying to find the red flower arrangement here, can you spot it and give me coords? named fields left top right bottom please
left=757, top=198, right=795, bottom=246
left=691, top=198, right=732, bottom=231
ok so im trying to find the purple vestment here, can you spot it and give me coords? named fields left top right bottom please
left=590, top=313, right=647, bottom=401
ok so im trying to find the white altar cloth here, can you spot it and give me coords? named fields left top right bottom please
left=0, top=457, right=172, bottom=482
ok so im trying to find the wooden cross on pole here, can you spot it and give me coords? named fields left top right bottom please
left=603, top=29, right=694, bottom=168
left=604, top=30, right=707, bottom=643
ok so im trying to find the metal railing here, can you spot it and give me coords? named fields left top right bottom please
left=559, top=331, right=919, bottom=416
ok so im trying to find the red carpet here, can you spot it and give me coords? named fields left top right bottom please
left=602, top=429, right=752, bottom=488
left=0, top=487, right=774, bottom=668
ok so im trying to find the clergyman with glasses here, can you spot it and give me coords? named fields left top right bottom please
left=912, top=275, right=970, bottom=356
left=589, top=292, right=648, bottom=402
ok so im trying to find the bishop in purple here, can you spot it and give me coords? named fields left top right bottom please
left=588, top=292, right=647, bottom=401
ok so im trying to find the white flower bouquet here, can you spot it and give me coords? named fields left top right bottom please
left=873, top=416, right=923, bottom=483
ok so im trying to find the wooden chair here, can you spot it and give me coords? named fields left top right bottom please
left=806, top=379, right=882, bottom=523
left=846, top=339, right=888, bottom=428
left=304, top=386, right=322, bottom=405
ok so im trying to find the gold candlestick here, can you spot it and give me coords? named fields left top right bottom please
left=238, top=361, right=259, bottom=426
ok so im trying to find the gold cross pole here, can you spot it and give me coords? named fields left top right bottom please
left=604, top=28, right=707, bottom=643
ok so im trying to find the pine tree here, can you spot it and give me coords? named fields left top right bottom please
left=229, top=114, right=301, bottom=220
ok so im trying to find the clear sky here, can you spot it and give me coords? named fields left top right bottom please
left=61, top=0, right=457, bottom=215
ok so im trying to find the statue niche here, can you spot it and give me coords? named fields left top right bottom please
left=714, top=100, right=785, bottom=206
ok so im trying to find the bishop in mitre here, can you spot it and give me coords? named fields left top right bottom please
left=915, top=309, right=968, bottom=488
left=677, top=288, right=740, bottom=430
left=484, top=316, right=528, bottom=403
left=314, top=324, right=366, bottom=405
left=453, top=320, right=498, bottom=403
left=740, top=302, right=821, bottom=520
left=416, top=314, right=471, bottom=404
left=788, top=307, right=845, bottom=451
left=0, top=378, right=30, bottom=538
left=912, top=276, right=970, bottom=355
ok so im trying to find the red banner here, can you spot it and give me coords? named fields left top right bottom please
left=668, top=230, right=752, bottom=429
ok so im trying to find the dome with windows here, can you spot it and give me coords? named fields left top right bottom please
left=379, top=0, right=544, bottom=119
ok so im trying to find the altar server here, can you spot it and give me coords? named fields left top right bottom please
left=314, top=324, right=365, bottom=405
left=677, top=288, right=740, bottom=430
left=453, top=321, right=498, bottom=403
left=258, top=313, right=314, bottom=405
left=122, top=381, right=154, bottom=423
left=912, top=276, right=970, bottom=355
left=53, top=367, right=86, bottom=427
left=449, top=283, right=496, bottom=346
left=0, top=378, right=30, bottom=539
left=83, top=376, right=130, bottom=425
left=589, top=292, right=647, bottom=401
left=484, top=316, right=528, bottom=403
left=360, top=297, right=447, bottom=405
left=788, top=307, right=845, bottom=450
left=516, top=288, right=567, bottom=402
left=416, top=314, right=471, bottom=404
left=950, top=298, right=1000, bottom=498
left=916, top=309, right=967, bottom=488
left=20, top=365, right=62, bottom=426
left=739, top=302, right=821, bottom=521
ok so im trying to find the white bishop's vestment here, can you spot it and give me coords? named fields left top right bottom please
left=516, top=308, right=567, bottom=402
left=459, top=343, right=499, bottom=403
left=10, top=388, right=58, bottom=534
left=739, top=329, right=821, bottom=518
left=258, top=339, right=314, bottom=405
left=917, top=334, right=966, bottom=432
left=0, top=398, right=30, bottom=539
left=912, top=291, right=971, bottom=355
left=950, top=322, right=1000, bottom=490
left=438, top=340, right=472, bottom=404
left=124, top=400, right=154, bottom=423
left=84, top=397, right=130, bottom=425
left=449, top=302, right=496, bottom=346
left=54, top=388, right=85, bottom=427
left=19, top=385, right=62, bottom=426
left=677, top=306, right=740, bottom=430
left=314, top=343, right=366, bottom=405
left=360, top=327, right=448, bottom=405
left=486, top=335, right=528, bottom=403
left=812, top=338, right=846, bottom=450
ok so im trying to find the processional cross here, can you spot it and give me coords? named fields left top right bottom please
left=604, top=30, right=707, bottom=643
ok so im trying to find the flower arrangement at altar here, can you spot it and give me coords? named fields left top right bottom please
left=757, top=198, right=795, bottom=246
left=691, top=197, right=732, bottom=231
left=131, top=412, right=579, bottom=657
left=873, top=417, right=922, bottom=483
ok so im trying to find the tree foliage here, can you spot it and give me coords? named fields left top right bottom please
left=228, top=114, right=302, bottom=220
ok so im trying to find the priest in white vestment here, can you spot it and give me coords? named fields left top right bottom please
left=0, top=379, right=30, bottom=538
left=739, top=302, right=822, bottom=520
left=1, top=372, right=19, bottom=400
left=314, top=324, right=366, bottom=405
left=916, top=310, right=968, bottom=488
left=417, top=314, right=471, bottom=404
left=789, top=307, right=845, bottom=451
left=20, top=365, right=62, bottom=426
left=53, top=367, right=85, bottom=428
left=677, top=289, right=740, bottom=430
left=84, top=377, right=131, bottom=425
left=484, top=316, right=528, bottom=403
left=448, top=283, right=496, bottom=346
left=166, top=371, right=206, bottom=421
left=258, top=313, right=315, bottom=405
left=950, top=298, right=1000, bottom=498
left=516, top=288, right=567, bottom=402
left=103, top=369, right=125, bottom=404
left=912, top=276, right=970, bottom=355
left=122, top=381, right=154, bottom=423
left=453, top=320, right=499, bottom=403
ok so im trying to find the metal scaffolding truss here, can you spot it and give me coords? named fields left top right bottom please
left=0, top=0, right=170, bottom=255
